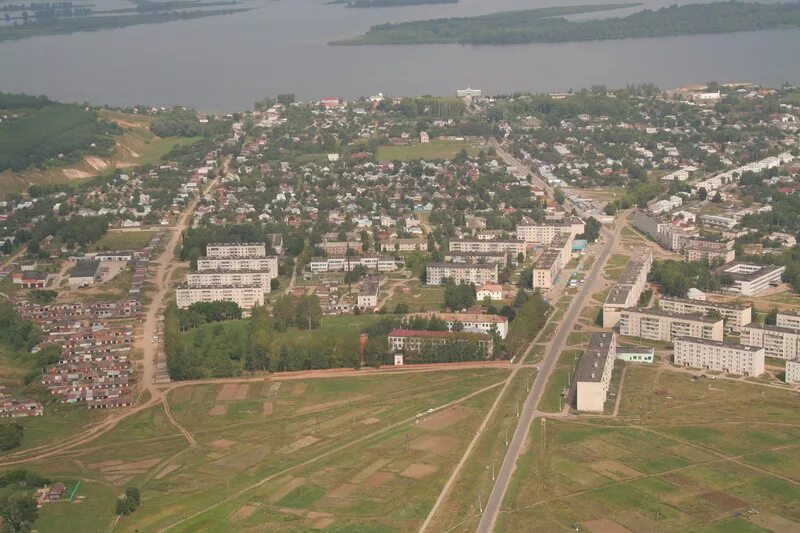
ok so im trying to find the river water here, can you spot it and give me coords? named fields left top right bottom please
left=0, top=0, right=798, bottom=111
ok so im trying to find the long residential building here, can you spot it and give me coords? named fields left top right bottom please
left=308, top=255, right=399, bottom=273
left=448, top=239, right=526, bottom=256
left=658, top=297, right=752, bottom=332
left=683, top=238, right=735, bottom=264
left=443, top=251, right=509, bottom=267
left=619, top=307, right=723, bottom=342
left=516, top=217, right=585, bottom=244
left=197, top=256, right=278, bottom=275
left=674, top=337, right=765, bottom=377
left=602, top=253, right=653, bottom=328
left=776, top=311, right=800, bottom=330
left=575, top=332, right=617, bottom=412
left=426, top=262, right=498, bottom=286
left=175, top=284, right=265, bottom=310
left=410, top=312, right=509, bottom=339
left=387, top=329, right=494, bottom=359
left=205, top=242, right=267, bottom=258
left=714, top=262, right=785, bottom=296
left=186, top=270, right=273, bottom=290
left=741, top=323, right=800, bottom=360
left=532, top=248, right=564, bottom=289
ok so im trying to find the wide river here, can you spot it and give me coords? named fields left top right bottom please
left=0, top=0, right=798, bottom=111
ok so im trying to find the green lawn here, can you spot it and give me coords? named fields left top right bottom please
left=93, top=230, right=156, bottom=251
left=539, top=367, right=571, bottom=413
left=376, top=140, right=480, bottom=162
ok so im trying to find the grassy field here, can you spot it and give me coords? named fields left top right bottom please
left=376, top=141, right=480, bottom=162
left=93, top=230, right=157, bottom=251
left=24, top=368, right=509, bottom=532
left=499, top=366, right=800, bottom=531
left=384, top=284, right=445, bottom=312
left=0, top=110, right=199, bottom=198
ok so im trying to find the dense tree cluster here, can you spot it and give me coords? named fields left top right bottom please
left=177, top=301, right=242, bottom=330
left=648, top=260, right=733, bottom=297
left=273, top=294, right=322, bottom=331
left=149, top=108, right=204, bottom=138
left=504, top=291, right=550, bottom=358
left=0, top=302, right=43, bottom=352
left=116, top=487, right=141, bottom=516
left=443, top=280, right=476, bottom=310
left=0, top=423, right=24, bottom=452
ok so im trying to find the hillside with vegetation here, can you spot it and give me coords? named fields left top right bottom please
left=329, top=0, right=456, bottom=7
left=334, top=1, right=800, bottom=45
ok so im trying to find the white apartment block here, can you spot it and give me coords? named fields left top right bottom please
left=602, top=253, right=653, bottom=328
left=714, top=263, right=785, bottom=296
left=196, top=256, right=278, bottom=275
left=426, top=262, right=498, bottom=286
left=658, top=297, right=751, bottom=332
left=448, top=239, right=526, bottom=256
left=516, top=219, right=585, bottom=245
left=576, top=332, right=617, bottom=412
left=785, top=359, right=800, bottom=384
left=674, top=337, right=765, bottom=377
left=776, top=311, right=800, bottom=330
left=309, top=256, right=399, bottom=273
left=683, top=238, right=735, bottom=264
left=205, top=242, right=267, bottom=258
left=175, top=284, right=265, bottom=310
left=411, top=312, right=509, bottom=339
left=533, top=248, right=564, bottom=289
left=186, top=271, right=273, bottom=291
left=741, top=323, right=800, bottom=360
left=619, top=307, right=723, bottom=342
left=358, top=278, right=381, bottom=310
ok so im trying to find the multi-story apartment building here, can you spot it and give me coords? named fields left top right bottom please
left=515, top=217, right=585, bottom=244
left=426, top=262, right=499, bottom=286
left=205, top=242, right=267, bottom=258
left=532, top=248, right=564, bottom=289
left=776, top=311, right=800, bottom=330
left=602, top=253, right=653, bottom=327
left=575, top=332, right=617, bottom=412
left=357, top=278, right=381, bottom=310
left=379, top=238, right=426, bottom=252
left=658, top=297, right=752, bottom=332
left=175, top=284, right=265, bottom=310
left=197, top=256, right=278, bottom=275
left=741, top=323, right=800, bottom=360
left=714, top=262, right=785, bottom=296
left=387, top=329, right=494, bottom=360
left=448, top=239, right=526, bottom=256
left=410, top=312, right=509, bottom=339
left=674, top=337, right=765, bottom=376
left=785, top=359, right=800, bottom=384
left=683, top=238, right=735, bottom=264
left=308, top=256, right=399, bottom=273
left=443, top=251, right=509, bottom=267
left=619, top=307, right=723, bottom=342
left=319, top=241, right=363, bottom=256
left=186, top=270, right=273, bottom=291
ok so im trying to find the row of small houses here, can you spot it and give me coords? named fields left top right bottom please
left=18, top=300, right=140, bottom=409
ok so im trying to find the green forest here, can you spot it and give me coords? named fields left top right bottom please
left=334, top=1, right=800, bottom=45
left=0, top=94, right=121, bottom=172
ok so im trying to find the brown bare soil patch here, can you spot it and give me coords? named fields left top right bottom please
left=590, top=460, right=642, bottom=480
left=269, top=477, right=306, bottom=504
left=361, top=417, right=380, bottom=425
left=214, top=449, right=269, bottom=471
left=313, top=518, right=335, bottom=529
left=267, top=382, right=282, bottom=397
left=103, top=458, right=161, bottom=472
left=291, top=383, right=308, bottom=396
left=400, top=463, right=438, bottom=480
left=419, top=407, right=470, bottom=430
left=216, top=384, right=238, bottom=402
left=230, top=504, right=257, bottom=521
left=155, top=464, right=181, bottom=480
left=85, top=156, right=108, bottom=171
left=409, top=435, right=458, bottom=454
left=296, top=394, right=372, bottom=416
left=583, top=518, right=634, bottom=533
left=328, top=483, right=357, bottom=498
left=209, top=405, right=228, bottom=416
left=210, top=439, right=237, bottom=449
left=364, top=471, right=394, bottom=488
left=279, top=436, right=320, bottom=454
left=233, top=384, right=249, bottom=400
left=701, top=491, right=748, bottom=511
left=263, top=401, right=273, bottom=415
left=62, top=168, right=92, bottom=179
left=750, top=512, right=800, bottom=531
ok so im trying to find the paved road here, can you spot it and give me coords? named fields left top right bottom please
left=476, top=220, right=624, bottom=532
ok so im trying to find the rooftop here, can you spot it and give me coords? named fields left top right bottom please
left=674, top=336, right=764, bottom=352
left=70, top=260, right=101, bottom=279
left=623, top=306, right=723, bottom=324
left=575, top=332, right=615, bottom=383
